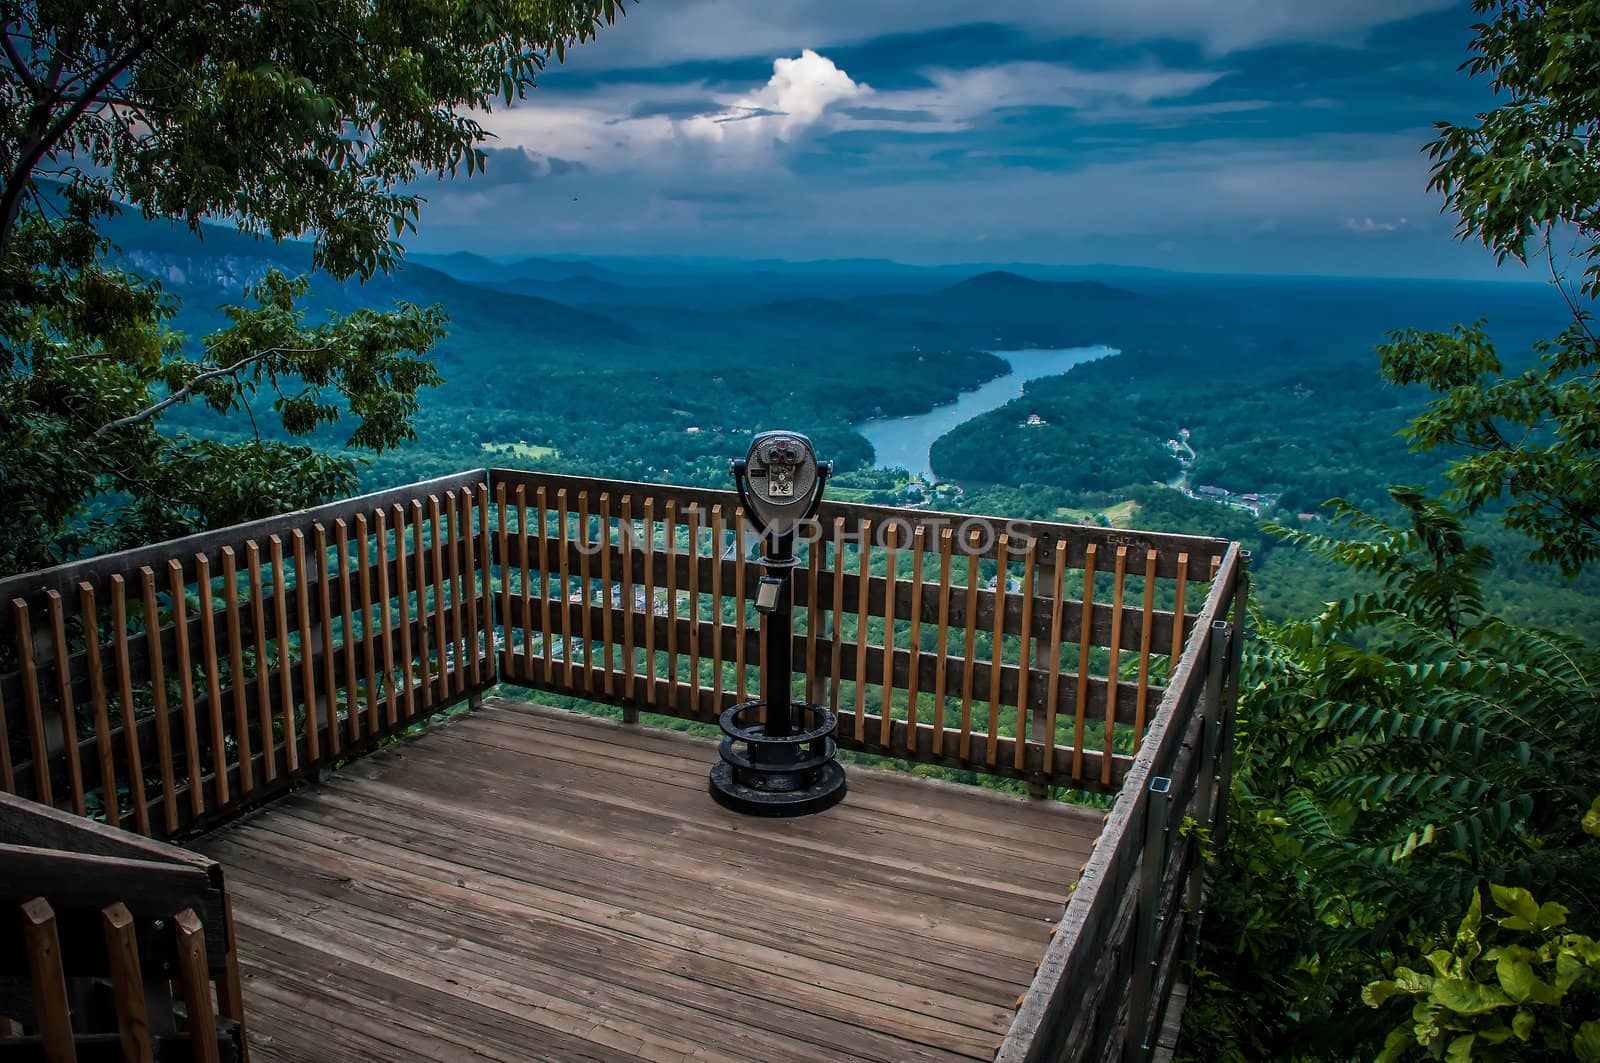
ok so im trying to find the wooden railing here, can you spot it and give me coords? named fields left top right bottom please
left=998, top=544, right=1247, bottom=1063
left=1, top=791, right=246, bottom=1060
left=1, top=467, right=1243, bottom=1060
left=0, top=471, right=495, bottom=839
left=489, top=468, right=1231, bottom=793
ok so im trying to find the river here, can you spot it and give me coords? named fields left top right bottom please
left=858, top=345, right=1118, bottom=482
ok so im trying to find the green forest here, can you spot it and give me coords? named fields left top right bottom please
left=3, top=0, right=1599, bottom=1059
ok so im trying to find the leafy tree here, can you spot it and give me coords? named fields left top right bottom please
left=1378, top=0, right=1600, bottom=575
left=0, top=0, right=625, bottom=575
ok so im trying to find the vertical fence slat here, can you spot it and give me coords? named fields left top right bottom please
left=710, top=504, right=725, bottom=707
left=268, top=536, right=298, bottom=773
left=45, top=591, right=86, bottom=816
left=600, top=493, right=615, bottom=696
left=852, top=519, right=871, bottom=745
left=174, top=908, right=220, bottom=1063
left=193, top=557, right=228, bottom=809
left=620, top=495, right=636, bottom=699
left=987, top=535, right=1008, bottom=769
left=21, top=897, right=75, bottom=1063
left=515, top=486, right=531, bottom=675
left=353, top=516, right=378, bottom=735
left=579, top=491, right=594, bottom=694
left=292, top=530, right=320, bottom=760
left=536, top=486, right=553, bottom=684
left=426, top=500, right=449, bottom=707
left=477, top=483, right=493, bottom=685
left=219, top=549, right=253, bottom=796
left=138, top=569, right=176, bottom=832
left=102, top=901, right=153, bottom=1063
left=407, top=504, right=431, bottom=719
left=664, top=499, right=679, bottom=711
left=932, top=529, right=953, bottom=745
left=905, top=527, right=926, bottom=752
left=1169, top=553, right=1189, bottom=679
left=449, top=491, right=469, bottom=696
left=958, top=530, right=981, bottom=762
left=555, top=489, right=572, bottom=690
left=315, top=524, right=342, bottom=756
left=391, top=505, right=416, bottom=721
left=333, top=520, right=360, bottom=743
left=732, top=505, right=746, bottom=704
left=164, top=564, right=202, bottom=819
left=1071, top=543, right=1098, bottom=782
left=77, top=582, right=119, bottom=827
left=642, top=497, right=658, bottom=701
left=686, top=504, right=700, bottom=714
left=8, top=609, right=39, bottom=803
left=804, top=518, right=820, bottom=707
left=110, top=576, right=150, bottom=835
left=828, top=517, right=845, bottom=715
left=1103, top=546, right=1128, bottom=788
left=1135, top=548, right=1158, bottom=750
left=1015, top=539, right=1038, bottom=772
left=496, top=484, right=510, bottom=675
left=375, top=511, right=397, bottom=728
left=246, top=542, right=279, bottom=777
left=879, top=524, right=898, bottom=749
left=0, top=663, right=11, bottom=794
left=460, top=490, right=480, bottom=690
left=1044, top=539, right=1068, bottom=775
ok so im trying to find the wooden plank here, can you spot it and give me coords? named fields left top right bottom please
left=450, top=489, right=469, bottom=695
left=932, top=529, right=953, bottom=742
left=906, top=527, right=926, bottom=745
left=43, top=591, right=86, bottom=816
left=138, top=569, right=177, bottom=832
left=496, top=483, right=510, bottom=674
left=406, top=504, right=431, bottom=719
left=165, top=563, right=204, bottom=818
left=536, top=486, right=553, bottom=684
left=880, top=524, right=898, bottom=749
left=987, top=535, right=1008, bottom=769
left=217, top=894, right=247, bottom=1059
left=664, top=499, right=679, bottom=712
left=354, top=516, right=379, bottom=735
left=0, top=656, right=11, bottom=794
left=641, top=496, right=658, bottom=700
left=269, top=536, right=298, bottom=774
left=710, top=505, right=725, bottom=707
left=390, top=505, right=417, bottom=722
left=109, top=576, right=150, bottom=835
left=599, top=494, right=615, bottom=695
left=314, top=524, right=342, bottom=755
left=556, top=489, right=572, bottom=690
left=1071, top=544, right=1097, bottom=783
left=293, top=530, right=321, bottom=761
left=1135, top=549, right=1157, bottom=751
left=192, top=557, right=229, bottom=809
left=1104, top=546, right=1128, bottom=788
left=458, top=490, right=479, bottom=690
left=174, top=908, right=221, bottom=1063
left=1014, top=539, right=1037, bottom=772
left=477, top=483, right=494, bottom=687
left=219, top=549, right=254, bottom=795
left=958, top=530, right=981, bottom=762
left=246, top=541, right=278, bottom=778
left=1169, top=553, right=1189, bottom=682
left=828, top=517, right=845, bottom=715
left=20, top=897, right=75, bottom=1063
left=619, top=495, right=636, bottom=697
left=77, top=582, right=119, bottom=827
left=853, top=520, right=871, bottom=745
left=426, top=499, right=449, bottom=708
left=102, top=901, right=154, bottom=1063
left=1044, top=541, right=1067, bottom=774
left=578, top=492, right=595, bottom=694
left=374, top=511, right=398, bottom=728
left=686, top=504, right=700, bottom=714
left=804, top=516, right=821, bottom=706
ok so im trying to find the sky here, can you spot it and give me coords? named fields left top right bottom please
left=409, top=0, right=1525, bottom=280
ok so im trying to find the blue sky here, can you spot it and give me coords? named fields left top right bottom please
left=410, top=0, right=1524, bottom=280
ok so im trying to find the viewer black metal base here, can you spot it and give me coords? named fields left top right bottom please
left=708, top=700, right=847, bottom=817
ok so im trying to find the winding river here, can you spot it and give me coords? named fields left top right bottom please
left=859, top=345, right=1117, bottom=482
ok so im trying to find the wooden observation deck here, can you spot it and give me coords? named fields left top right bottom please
left=0, top=468, right=1245, bottom=1062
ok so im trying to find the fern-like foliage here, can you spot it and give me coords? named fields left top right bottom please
left=1188, top=488, right=1600, bottom=1061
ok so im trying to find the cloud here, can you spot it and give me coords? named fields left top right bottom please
left=1343, top=216, right=1412, bottom=232
left=473, top=147, right=588, bottom=186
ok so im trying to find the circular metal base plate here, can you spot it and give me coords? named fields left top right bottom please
left=708, top=761, right=847, bottom=817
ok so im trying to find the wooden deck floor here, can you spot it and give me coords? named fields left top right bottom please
left=198, top=697, right=1101, bottom=1063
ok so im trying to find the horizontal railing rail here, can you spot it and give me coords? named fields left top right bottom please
left=0, top=471, right=495, bottom=839
left=488, top=468, right=1231, bottom=794
left=0, top=791, right=247, bottom=1060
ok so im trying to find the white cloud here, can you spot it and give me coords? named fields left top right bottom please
left=682, top=49, right=869, bottom=143
left=1343, top=216, right=1413, bottom=232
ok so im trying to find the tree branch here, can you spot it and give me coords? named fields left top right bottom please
left=1, top=26, right=42, bottom=96
left=89, top=343, right=332, bottom=439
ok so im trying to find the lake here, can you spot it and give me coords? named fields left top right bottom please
left=859, top=346, right=1118, bottom=482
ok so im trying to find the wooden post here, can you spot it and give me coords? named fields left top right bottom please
left=102, top=901, right=154, bottom=1063
left=173, top=908, right=221, bottom=1063
left=21, top=897, right=76, bottom=1063
left=1125, top=776, right=1172, bottom=1063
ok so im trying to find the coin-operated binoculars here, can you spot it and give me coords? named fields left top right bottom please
left=709, top=431, right=847, bottom=816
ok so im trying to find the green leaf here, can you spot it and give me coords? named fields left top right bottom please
left=1496, top=953, right=1539, bottom=1002
left=1445, top=1033, right=1475, bottom=1063
left=1577, top=1021, right=1600, bottom=1063
left=1364, top=979, right=1404, bottom=1007
left=1432, top=976, right=1513, bottom=1015
left=1512, top=1008, right=1535, bottom=1041
left=1583, top=795, right=1600, bottom=837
